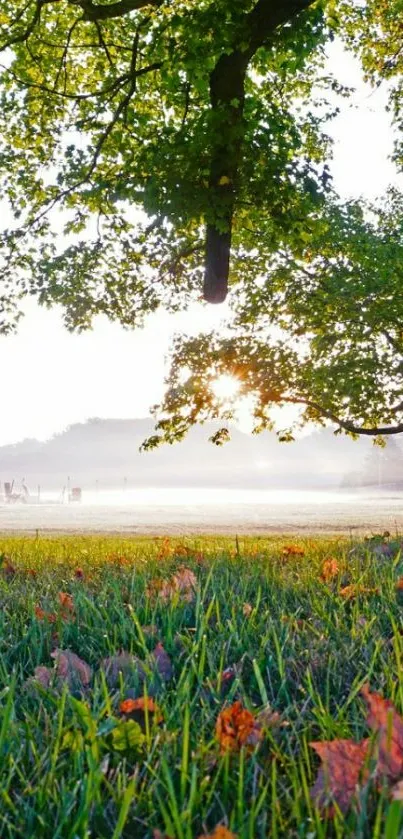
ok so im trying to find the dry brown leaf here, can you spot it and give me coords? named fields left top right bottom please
left=152, top=643, right=173, bottom=681
left=320, top=558, right=340, bottom=583
left=51, top=649, right=92, bottom=689
left=242, top=603, right=253, bottom=617
left=1, top=560, right=17, bottom=579
left=362, top=683, right=403, bottom=780
left=147, top=566, right=197, bottom=603
left=310, top=685, right=403, bottom=815
left=33, top=665, right=53, bottom=688
left=173, top=566, right=197, bottom=592
left=391, top=780, right=403, bottom=800
left=100, top=651, right=145, bottom=688
left=255, top=705, right=284, bottom=730
left=310, top=738, right=370, bottom=814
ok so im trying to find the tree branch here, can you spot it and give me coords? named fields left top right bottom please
left=68, top=0, right=161, bottom=22
left=282, top=396, right=403, bottom=436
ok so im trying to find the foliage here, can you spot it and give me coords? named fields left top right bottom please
left=0, top=1, right=400, bottom=319
left=0, top=2, right=402, bottom=439
left=2, top=532, right=403, bottom=835
left=143, top=192, right=403, bottom=446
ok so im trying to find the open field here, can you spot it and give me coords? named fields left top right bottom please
left=2, top=533, right=403, bottom=838
left=0, top=487, right=403, bottom=535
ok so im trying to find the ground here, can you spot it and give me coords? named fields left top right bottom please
left=1, top=533, right=403, bottom=838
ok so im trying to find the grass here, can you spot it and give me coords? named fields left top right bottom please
left=0, top=532, right=403, bottom=838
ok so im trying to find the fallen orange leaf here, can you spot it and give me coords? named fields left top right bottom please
left=120, top=696, right=163, bottom=726
left=216, top=701, right=262, bottom=753
left=198, top=827, right=237, bottom=839
left=281, top=544, right=305, bottom=557
left=58, top=592, right=74, bottom=612
left=320, top=558, right=339, bottom=583
left=339, top=585, right=379, bottom=600
left=34, top=605, right=57, bottom=623
left=396, top=577, right=403, bottom=591
left=242, top=603, right=253, bottom=617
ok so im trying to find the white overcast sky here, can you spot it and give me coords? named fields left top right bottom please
left=0, top=42, right=402, bottom=445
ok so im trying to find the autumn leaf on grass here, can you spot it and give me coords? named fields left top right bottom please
left=100, top=651, right=146, bottom=689
left=156, top=538, right=172, bottom=560
left=361, top=684, right=403, bottom=780
left=255, top=705, right=284, bottom=731
left=311, top=686, right=403, bottom=815
left=310, top=738, right=370, bottom=814
left=120, top=696, right=163, bottom=729
left=172, top=566, right=197, bottom=600
left=396, top=577, right=403, bottom=591
left=32, top=665, right=53, bottom=688
left=1, top=560, right=17, bottom=579
left=51, top=649, right=92, bottom=691
left=147, top=566, right=197, bottom=604
left=198, top=827, right=237, bottom=839
left=216, top=701, right=263, bottom=753
left=152, top=643, right=173, bottom=681
left=35, top=606, right=57, bottom=623
left=242, top=602, right=253, bottom=617
left=281, top=544, right=305, bottom=558
left=339, top=584, right=379, bottom=600
left=58, top=592, right=74, bottom=613
left=320, top=558, right=340, bottom=583
left=27, top=651, right=92, bottom=694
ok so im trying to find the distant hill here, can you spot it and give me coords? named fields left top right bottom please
left=0, top=417, right=401, bottom=492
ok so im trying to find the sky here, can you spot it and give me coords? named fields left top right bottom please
left=0, top=42, right=402, bottom=446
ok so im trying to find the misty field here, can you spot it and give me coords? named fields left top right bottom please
left=2, top=534, right=403, bottom=838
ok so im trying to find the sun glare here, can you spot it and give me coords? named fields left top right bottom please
left=212, top=374, right=240, bottom=402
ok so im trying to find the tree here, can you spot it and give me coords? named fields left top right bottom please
left=143, top=192, right=403, bottom=447
left=0, top=1, right=402, bottom=441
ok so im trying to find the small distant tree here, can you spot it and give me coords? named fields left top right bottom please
left=360, top=438, right=403, bottom=487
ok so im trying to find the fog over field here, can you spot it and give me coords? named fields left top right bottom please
left=1, top=419, right=402, bottom=534
left=1, top=418, right=402, bottom=494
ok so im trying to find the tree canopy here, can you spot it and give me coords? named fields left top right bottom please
left=0, top=0, right=402, bottom=440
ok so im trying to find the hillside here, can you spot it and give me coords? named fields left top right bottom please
left=0, top=418, right=401, bottom=492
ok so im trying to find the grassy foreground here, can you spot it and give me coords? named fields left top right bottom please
left=1, top=533, right=403, bottom=838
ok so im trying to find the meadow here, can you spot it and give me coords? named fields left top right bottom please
left=1, top=533, right=403, bottom=838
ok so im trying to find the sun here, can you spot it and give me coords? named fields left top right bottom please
left=212, top=374, right=240, bottom=402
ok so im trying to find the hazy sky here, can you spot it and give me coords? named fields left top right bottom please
left=0, top=43, right=402, bottom=446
